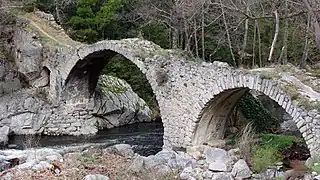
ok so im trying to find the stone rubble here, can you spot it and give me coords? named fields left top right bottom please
left=0, top=144, right=319, bottom=180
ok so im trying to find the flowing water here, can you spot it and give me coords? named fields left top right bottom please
left=6, top=122, right=164, bottom=156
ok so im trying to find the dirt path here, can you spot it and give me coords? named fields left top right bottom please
left=20, top=12, right=81, bottom=47
left=28, top=20, right=71, bottom=47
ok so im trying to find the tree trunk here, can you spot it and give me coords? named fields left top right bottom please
left=278, top=0, right=288, bottom=64
left=268, top=10, right=279, bottom=63
left=172, top=28, right=178, bottom=49
left=220, top=0, right=236, bottom=66
left=303, top=0, right=320, bottom=52
left=252, top=20, right=257, bottom=68
left=240, top=7, right=249, bottom=66
left=257, top=20, right=262, bottom=67
left=201, top=5, right=205, bottom=59
left=194, top=19, right=199, bottom=58
left=301, top=14, right=311, bottom=69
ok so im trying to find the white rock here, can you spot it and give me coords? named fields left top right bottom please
left=168, top=152, right=195, bottom=170
left=16, top=160, right=37, bottom=170
left=205, top=148, right=232, bottom=164
left=205, top=148, right=232, bottom=171
left=32, top=161, right=52, bottom=172
left=211, top=172, right=234, bottom=180
left=129, top=155, right=144, bottom=172
left=155, top=149, right=177, bottom=162
left=180, top=167, right=196, bottom=180
left=156, top=164, right=172, bottom=175
left=103, top=144, right=134, bottom=158
left=84, top=174, right=109, bottom=180
left=228, top=148, right=241, bottom=163
left=231, top=159, right=252, bottom=179
left=314, top=175, right=320, bottom=180
left=45, top=154, right=63, bottom=163
left=209, top=162, right=228, bottom=172
left=0, top=126, right=10, bottom=145
left=202, top=170, right=213, bottom=179
left=143, top=155, right=166, bottom=169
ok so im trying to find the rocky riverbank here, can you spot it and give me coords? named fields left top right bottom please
left=1, top=144, right=319, bottom=180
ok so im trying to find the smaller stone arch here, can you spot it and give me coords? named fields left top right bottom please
left=192, top=72, right=320, bottom=158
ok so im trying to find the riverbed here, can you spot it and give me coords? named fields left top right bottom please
left=5, top=122, right=164, bottom=156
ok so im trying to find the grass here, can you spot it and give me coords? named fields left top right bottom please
left=237, top=123, right=256, bottom=162
left=258, top=133, right=304, bottom=150
left=259, top=71, right=281, bottom=80
left=252, top=146, right=282, bottom=173
left=310, top=163, right=320, bottom=173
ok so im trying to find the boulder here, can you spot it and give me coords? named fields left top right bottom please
left=180, top=167, right=196, bottom=180
left=103, top=144, right=134, bottom=158
left=0, top=90, right=51, bottom=135
left=129, top=155, right=144, bottom=172
left=202, top=170, right=213, bottom=179
left=170, top=152, right=195, bottom=170
left=93, top=75, right=152, bottom=129
left=231, top=159, right=252, bottom=179
left=209, top=162, right=229, bottom=172
left=206, top=139, right=226, bottom=149
left=205, top=148, right=232, bottom=171
left=0, top=126, right=10, bottom=145
left=84, top=174, right=109, bottom=180
left=228, top=148, right=241, bottom=163
left=16, top=159, right=37, bottom=170
left=211, top=172, right=234, bottom=180
left=143, top=155, right=166, bottom=169
left=32, top=161, right=52, bottom=172
left=314, top=175, right=320, bottom=180
left=186, top=145, right=206, bottom=160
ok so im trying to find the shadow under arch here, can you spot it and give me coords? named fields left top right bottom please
left=193, top=88, right=250, bottom=145
left=62, top=50, right=118, bottom=102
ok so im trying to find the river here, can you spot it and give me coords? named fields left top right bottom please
left=5, top=122, right=164, bottom=156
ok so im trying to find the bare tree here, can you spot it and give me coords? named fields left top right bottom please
left=303, top=0, right=320, bottom=52
left=268, top=10, right=279, bottom=62
left=301, top=13, right=311, bottom=69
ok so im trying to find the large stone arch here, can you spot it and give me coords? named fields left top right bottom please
left=190, top=68, right=320, bottom=157
left=53, top=38, right=177, bottom=145
left=60, top=39, right=163, bottom=103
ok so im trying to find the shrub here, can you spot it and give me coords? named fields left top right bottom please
left=310, top=162, right=320, bottom=173
left=237, top=122, right=256, bottom=162
left=252, top=146, right=282, bottom=173
left=259, top=133, right=304, bottom=150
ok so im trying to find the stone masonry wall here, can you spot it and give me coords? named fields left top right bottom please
left=57, top=39, right=320, bottom=158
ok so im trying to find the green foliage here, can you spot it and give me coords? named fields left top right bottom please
left=34, top=0, right=56, bottom=13
left=259, top=133, right=304, bottom=150
left=141, top=23, right=171, bottom=49
left=103, top=55, right=159, bottom=118
left=252, top=146, right=282, bottom=173
left=77, top=153, right=100, bottom=163
left=68, top=0, right=129, bottom=43
left=310, top=163, right=320, bottom=173
left=237, top=93, right=280, bottom=132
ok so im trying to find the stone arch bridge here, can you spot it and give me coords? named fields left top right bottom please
left=40, top=38, right=320, bottom=158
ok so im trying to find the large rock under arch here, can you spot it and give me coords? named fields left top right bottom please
left=93, top=75, right=152, bottom=129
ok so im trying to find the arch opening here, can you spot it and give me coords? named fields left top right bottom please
left=193, top=87, right=310, bottom=166
left=62, top=49, right=163, bottom=134
left=63, top=50, right=118, bottom=101
left=193, top=88, right=249, bottom=145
